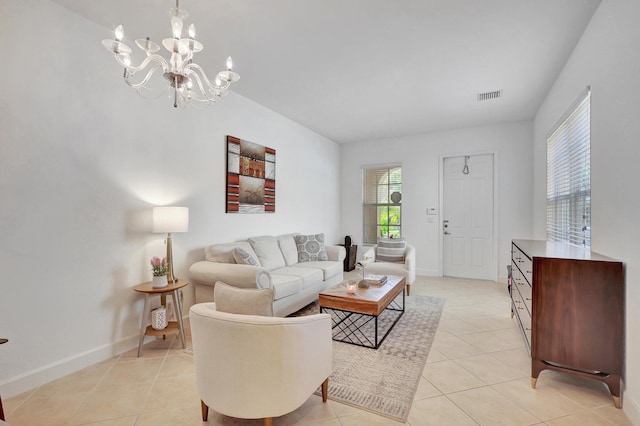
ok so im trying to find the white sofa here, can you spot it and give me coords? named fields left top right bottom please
left=189, top=234, right=346, bottom=317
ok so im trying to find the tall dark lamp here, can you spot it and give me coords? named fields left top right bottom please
left=152, top=206, right=189, bottom=283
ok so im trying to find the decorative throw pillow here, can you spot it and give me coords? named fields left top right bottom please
left=294, top=233, right=329, bottom=262
left=376, top=238, right=407, bottom=263
left=248, top=236, right=286, bottom=270
left=255, top=269, right=272, bottom=289
left=205, top=241, right=256, bottom=263
left=213, top=282, right=274, bottom=317
left=232, top=247, right=259, bottom=266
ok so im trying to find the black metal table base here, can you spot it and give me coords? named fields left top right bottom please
left=320, top=290, right=405, bottom=349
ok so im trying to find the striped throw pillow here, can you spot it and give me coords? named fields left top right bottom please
left=376, top=238, right=407, bottom=263
left=233, top=247, right=259, bottom=266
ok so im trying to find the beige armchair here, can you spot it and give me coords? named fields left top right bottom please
left=362, top=243, right=416, bottom=295
left=189, top=303, right=332, bottom=425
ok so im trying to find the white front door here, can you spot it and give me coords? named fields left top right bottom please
left=443, top=154, right=494, bottom=280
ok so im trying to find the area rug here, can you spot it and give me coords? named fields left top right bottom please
left=292, top=294, right=445, bottom=422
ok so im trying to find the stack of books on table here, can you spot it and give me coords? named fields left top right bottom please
left=364, top=274, right=388, bottom=286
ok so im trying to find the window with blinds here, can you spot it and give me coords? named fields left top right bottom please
left=363, top=166, right=402, bottom=244
left=546, top=90, right=591, bottom=247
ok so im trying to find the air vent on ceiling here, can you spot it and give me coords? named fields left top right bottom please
left=477, top=90, right=503, bottom=102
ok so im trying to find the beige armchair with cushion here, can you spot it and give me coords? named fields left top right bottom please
left=189, top=301, right=332, bottom=425
left=362, top=238, right=415, bottom=296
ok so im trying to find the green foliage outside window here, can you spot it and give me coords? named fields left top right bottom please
left=363, top=166, right=402, bottom=244
left=379, top=206, right=401, bottom=238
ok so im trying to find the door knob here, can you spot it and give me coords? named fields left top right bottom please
left=443, top=220, right=450, bottom=235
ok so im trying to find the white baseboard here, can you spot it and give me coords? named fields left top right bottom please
left=416, top=269, right=510, bottom=284
left=624, top=390, right=640, bottom=426
left=0, top=333, right=140, bottom=399
left=415, top=268, right=440, bottom=277
left=0, top=313, right=188, bottom=399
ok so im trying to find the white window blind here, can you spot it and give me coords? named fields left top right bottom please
left=363, top=166, right=402, bottom=244
left=546, top=90, right=591, bottom=247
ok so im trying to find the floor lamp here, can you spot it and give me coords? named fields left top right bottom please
left=152, top=206, right=189, bottom=283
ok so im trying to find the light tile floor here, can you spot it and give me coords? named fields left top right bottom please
left=3, top=275, right=633, bottom=425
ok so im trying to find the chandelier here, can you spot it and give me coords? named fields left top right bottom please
left=101, top=0, right=239, bottom=108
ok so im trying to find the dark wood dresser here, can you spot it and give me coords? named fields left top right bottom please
left=511, top=239, right=624, bottom=408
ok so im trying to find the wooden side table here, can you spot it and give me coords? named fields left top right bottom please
left=134, top=279, right=188, bottom=357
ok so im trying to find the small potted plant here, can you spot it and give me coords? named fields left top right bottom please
left=150, top=256, right=168, bottom=288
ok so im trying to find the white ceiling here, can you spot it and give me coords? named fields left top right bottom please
left=51, top=0, right=600, bottom=143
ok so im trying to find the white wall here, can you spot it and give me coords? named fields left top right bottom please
left=0, top=0, right=340, bottom=397
left=532, top=0, right=640, bottom=421
left=340, top=121, right=533, bottom=280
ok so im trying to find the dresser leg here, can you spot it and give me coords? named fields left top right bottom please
left=531, top=359, right=621, bottom=409
left=613, top=396, right=621, bottom=409
left=603, top=374, right=621, bottom=408
left=531, top=358, right=544, bottom=389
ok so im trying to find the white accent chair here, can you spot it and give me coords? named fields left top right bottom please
left=189, top=303, right=332, bottom=425
left=362, top=243, right=416, bottom=296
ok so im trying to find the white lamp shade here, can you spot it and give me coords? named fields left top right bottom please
left=152, top=206, right=189, bottom=233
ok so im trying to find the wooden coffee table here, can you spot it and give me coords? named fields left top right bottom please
left=318, top=275, right=406, bottom=349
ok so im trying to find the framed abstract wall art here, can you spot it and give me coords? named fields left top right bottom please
left=226, top=135, right=276, bottom=213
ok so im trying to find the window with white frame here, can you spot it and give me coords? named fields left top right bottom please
left=363, top=165, right=402, bottom=244
left=546, top=90, right=591, bottom=247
